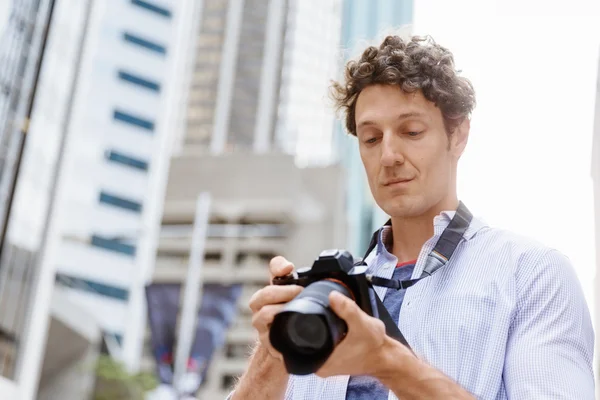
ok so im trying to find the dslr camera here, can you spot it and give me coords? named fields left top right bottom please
left=269, top=249, right=376, bottom=375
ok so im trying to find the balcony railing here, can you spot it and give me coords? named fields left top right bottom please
left=161, top=223, right=288, bottom=239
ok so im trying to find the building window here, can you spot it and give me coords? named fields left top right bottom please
left=99, top=191, right=143, bottom=213
left=105, top=150, right=149, bottom=171
left=56, top=273, right=129, bottom=301
left=123, top=32, right=167, bottom=55
left=118, top=70, right=161, bottom=92
left=91, top=235, right=136, bottom=257
left=113, top=109, right=155, bottom=132
left=131, top=0, right=172, bottom=18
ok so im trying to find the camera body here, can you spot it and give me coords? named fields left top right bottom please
left=272, top=249, right=374, bottom=314
left=269, top=249, right=376, bottom=375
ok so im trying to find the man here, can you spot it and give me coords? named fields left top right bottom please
left=229, top=35, right=594, bottom=399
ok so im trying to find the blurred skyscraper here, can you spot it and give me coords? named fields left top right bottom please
left=0, top=0, right=105, bottom=397
left=276, top=0, right=342, bottom=166
left=179, top=0, right=341, bottom=166
left=0, top=0, right=57, bottom=396
left=48, top=0, right=199, bottom=376
left=0, top=0, right=40, bottom=247
left=182, top=0, right=284, bottom=152
left=335, top=0, right=413, bottom=255
left=0, top=0, right=201, bottom=398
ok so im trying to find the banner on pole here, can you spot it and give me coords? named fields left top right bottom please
left=145, top=282, right=243, bottom=389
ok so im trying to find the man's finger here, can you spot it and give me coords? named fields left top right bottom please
left=329, top=291, right=362, bottom=325
left=252, top=304, right=284, bottom=333
left=269, top=256, right=295, bottom=279
left=249, top=285, right=303, bottom=313
left=259, top=332, right=283, bottom=361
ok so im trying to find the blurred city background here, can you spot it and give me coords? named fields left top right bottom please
left=0, top=0, right=598, bottom=399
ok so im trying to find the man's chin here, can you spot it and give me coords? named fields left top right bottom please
left=380, top=197, right=426, bottom=218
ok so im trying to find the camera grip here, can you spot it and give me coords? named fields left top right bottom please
left=272, top=274, right=297, bottom=286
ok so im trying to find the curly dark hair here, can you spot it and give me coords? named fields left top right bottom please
left=331, top=35, right=476, bottom=136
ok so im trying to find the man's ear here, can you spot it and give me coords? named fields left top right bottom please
left=451, top=118, right=470, bottom=159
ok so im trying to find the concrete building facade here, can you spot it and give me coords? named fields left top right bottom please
left=146, top=152, right=347, bottom=398
left=179, top=0, right=342, bottom=166
left=182, top=0, right=289, bottom=153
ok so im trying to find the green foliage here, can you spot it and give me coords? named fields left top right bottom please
left=93, top=355, right=158, bottom=400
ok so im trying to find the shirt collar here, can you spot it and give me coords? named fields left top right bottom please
left=374, top=209, right=487, bottom=256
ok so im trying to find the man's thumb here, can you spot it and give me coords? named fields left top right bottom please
left=329, top=291, right=359, bottom=323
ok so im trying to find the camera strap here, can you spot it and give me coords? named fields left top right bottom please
left=356, top=201, right=473, bottom=350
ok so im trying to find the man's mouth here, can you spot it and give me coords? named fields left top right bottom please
left=383, top=178, right=413, bottom=186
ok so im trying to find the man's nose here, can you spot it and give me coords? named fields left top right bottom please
left=380, top=133, right=404, bottom=167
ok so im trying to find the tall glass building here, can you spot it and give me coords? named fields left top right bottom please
left=47, top=0, right=199, bottom=376
left=335, top=0, right=413, bottom=255
left=0, top=0, right=200, bottom=398
left=0, top=0, right=60, bottom=396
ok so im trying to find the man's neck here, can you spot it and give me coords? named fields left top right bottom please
left=390, top=197, right=459, bottom=264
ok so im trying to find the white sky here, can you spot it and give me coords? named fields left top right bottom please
left=412, top=0, right=600, bottom=315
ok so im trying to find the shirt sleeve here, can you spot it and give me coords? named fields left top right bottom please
left=503, top=249, right=595, bottom=399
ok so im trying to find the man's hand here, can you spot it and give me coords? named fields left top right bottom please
left=315, top=291, right=414, bottom=378
left=230, top=256, right=302, bottom=400
left=249, top=256, right=303, bottom=361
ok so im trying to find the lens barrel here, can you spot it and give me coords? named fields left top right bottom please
left=269, top=280, right=351, bottom=375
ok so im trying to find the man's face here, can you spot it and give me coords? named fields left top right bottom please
left=355, top=84, right=468, bottom=218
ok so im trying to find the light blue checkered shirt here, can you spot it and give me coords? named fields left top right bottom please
left=280, top=210, right=594, bottom=399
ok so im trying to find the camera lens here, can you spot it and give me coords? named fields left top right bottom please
left=269, top=280, right=352, bottom=375
left=285, top=313, right=328, bottom=353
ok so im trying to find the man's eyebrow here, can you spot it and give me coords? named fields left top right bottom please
left=356, top=112, right=427, bottom=129
left=396, top=111, right=427, bottom=120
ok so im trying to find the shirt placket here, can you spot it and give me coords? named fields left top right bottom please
left=398, top=236, right=438, bottom=348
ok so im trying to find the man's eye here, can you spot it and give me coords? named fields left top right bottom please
left=365, top=137, right=378, bottom=144
left=407, top=131, right=422, bottom=137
